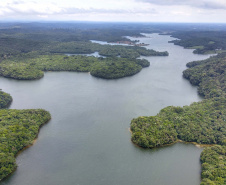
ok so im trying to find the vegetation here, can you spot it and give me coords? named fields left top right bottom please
left=0, top=25, right=168, bottom=59
left=90, top=58, right=143, bottom=79
left=183, top=52, right=226, bottom=99
left=200, top=145, right=226, bottom=185
left=2, top=22, right=226, bottom=184
left=0, top=25, right=169, bottom=80
left=0, top=109, right=51, bottom=181
left=0, top=62, right=44, bottom=80
left=169, top=31, right=226, bottom=54
left=131, top=97, right=226, bottom=148
left=0, top=90, right=12, bottom=109
left=130, top=52, right=226, bottom=184
left=0, top=54, right=151, bottom=80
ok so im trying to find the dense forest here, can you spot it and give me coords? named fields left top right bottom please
left=0, top=25, right=169, bottom=80
left=0, top=91, right=12, bottom=109
left=0, top=55, right=150, bottom=79
left=131, top=97, right=225, bottom=148
left=0, top=88, right=51, bottom=180
left=130, top=52, right=226, bottom=184
left=183, top=53, right=226, bottom=99
left=0, top=109, right=51, bottom=181
left=200, top=145, right=226, bottom=185
left=0, top=22, right=226, bottom=184
left=169, top=31, right=226, bottom=54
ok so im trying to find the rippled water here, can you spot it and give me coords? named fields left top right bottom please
left=0, top=34, right=213, bottom=185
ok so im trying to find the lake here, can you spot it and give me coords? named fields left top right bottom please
left=0, top=34, right=213, bottom=185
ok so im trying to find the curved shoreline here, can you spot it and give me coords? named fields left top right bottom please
left=0, top=109, right=51, bottom=181
left=129, top=128, right=215, bottom=149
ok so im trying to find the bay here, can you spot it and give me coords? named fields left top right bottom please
left=0, top=34, right=213, bottom=185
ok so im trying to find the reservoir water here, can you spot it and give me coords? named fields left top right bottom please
left=0, top=34, right=213, bottom=185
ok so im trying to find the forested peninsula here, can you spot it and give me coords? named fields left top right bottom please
left=0, top=26, right=168, bottom=80
left=130, top=52, right=226, bottom=184
left=169, top=31, right=226, bottom=54
left=0, top=90, right=51, bottom=181
left=0, top=55, right=151, bottom=80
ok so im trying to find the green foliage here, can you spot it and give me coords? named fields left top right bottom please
left=131, top=116, right=178, bottom=148
left=0, top=28, right=168, bottom=59
left=47, top=41, right=168, bottom=59
left=0, top=62, right=44, bottom=80
left=169, top=31, right=226, bottom=54
left=0, top=37, right=47, bottom=57
left=0, top=54, right=150, bottom=80
left=130, top=51, right=226, bottom=184
left=0, top=90, right=12, bottom=109
left=90, top=58, right=142, bottom=79
left=200, top=145, right=226, bottom=185
left=131, top=97, right=226, bottom=148
left=0, top=109, right=51, bottom=180
left=183, top=53, right=226, bottom=99
left=134, top=59, right=150, bottom=67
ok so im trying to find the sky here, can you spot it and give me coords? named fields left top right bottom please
left=0, top=0, right=226, bottom=23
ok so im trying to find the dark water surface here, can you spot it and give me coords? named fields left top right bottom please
left=0, top=34, right=213, bottom=185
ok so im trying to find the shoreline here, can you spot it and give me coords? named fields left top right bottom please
left=128, top=128, right=216, bottom=149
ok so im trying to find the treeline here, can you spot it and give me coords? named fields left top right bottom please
left=169, top=31, right=226, bottom=54
left=0, top=24, right=170, bottom=60
left=0, top=55, right=150, bottom=80
left=0, top=27, right=142, bottom=43
left=47, top=41, right=168, bottom=58
left=0, top=109, right=51, bottom=181
left=0, top=37, right=47, bottom=57
left=130, top=52, right=226, bottom=184
left=0, top=37, right=168, bottom=60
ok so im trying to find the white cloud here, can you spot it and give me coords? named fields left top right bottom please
left=137, top=0, right=226, bottom=9
left=0, top=0, right=157, bottom=17
left=0, top=0, right=225, bottom=22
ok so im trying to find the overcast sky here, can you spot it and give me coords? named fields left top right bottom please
left=0, top=0, right=226, bottom=22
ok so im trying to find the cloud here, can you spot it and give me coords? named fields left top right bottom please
left=137, top=0, right=226, bottom=9
left=0, top=0, right=157, bottom=18
left=0, top=0, right=225, bottom=22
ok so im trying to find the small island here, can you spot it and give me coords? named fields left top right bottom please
left=110, top=40, right=149, bottom=46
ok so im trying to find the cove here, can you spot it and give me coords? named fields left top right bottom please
left=0, top=34, right=213, bottom=185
